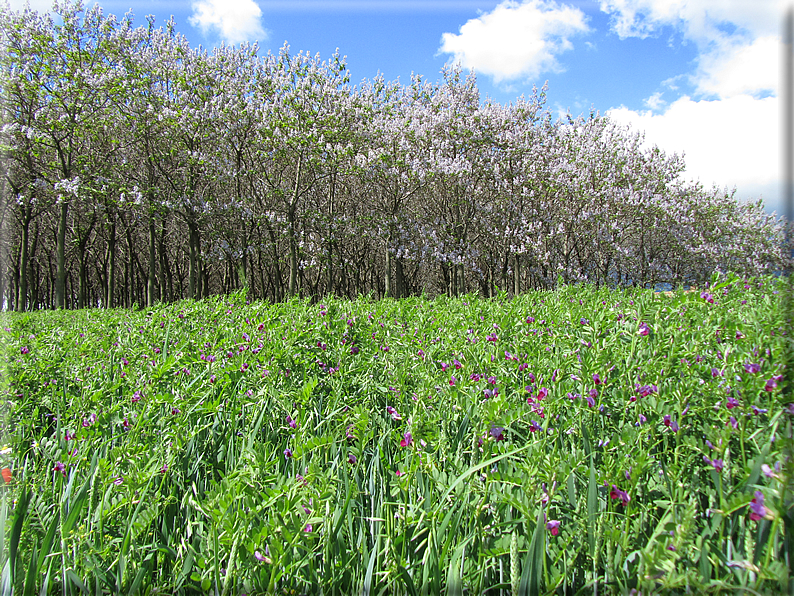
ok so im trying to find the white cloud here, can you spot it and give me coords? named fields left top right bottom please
left=438, top=0, right=589, bottom=83
left=607, top=94, right=780, bottom=211
left=189, top=0, right=266, bottom=45
left=694, top=35, right=779, bottom=98
left=598, top=0, right=785, bottom=42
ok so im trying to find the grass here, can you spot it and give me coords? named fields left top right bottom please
left=0, top=273, right=790, bottom=595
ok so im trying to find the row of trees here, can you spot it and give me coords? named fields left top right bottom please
left=0, top=1, right=787, bottom=311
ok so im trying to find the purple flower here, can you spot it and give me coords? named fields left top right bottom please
left=170, top=406, right=180, bottom=415
left=486, top=333, right=498, bottom=342
left=304, top=523, right=313, bottom=533
left=113, top=476, right=123, bottom=486
left=700, top=291, right=714, bottom=304
left=400, top=432, right=412, bottom=447
left=386, top=406, right=401, bottom=421
left=53, top=461, right=66, bottom=476
left=567, top=392, right=580, bottom=400
left=727, top=416, right=738, bottom=429
left=449, top=376, right=457, bottom=386
left=749, top=491, right=766, bottom=521
left=284, top=448, right=293, bottom=458
left=82, top=413, right=97, bottom=428
left=490, top=426, right=505, bottom=441
left=528, top=420, right=542, bottom=432
left=744, top=362, right=760, bottom=374
left=286, top=415, right=297, bottom=429
left=635, top=384, right=658, bottom=398
left=132, top=390, right=142, bottom=403
left=20, top=346, right=29, bottom=355
left=609, top=485, right=630, bottom=507
left=586, top=394, right=596, bottom=408
left=638, top=322, right=650, bottom=336
left=348, top=453, right=357, bottom=464
left=751, top=405, right=768, bottom=416
left=726, top=396, right=739, bottom=409
left=546, top=520, right=560, bottom=535
left=764, top=378, right=778, bottom=392
left=483, top=387, right=498, bottom=399
left=635, top=414, right=646, bottom=426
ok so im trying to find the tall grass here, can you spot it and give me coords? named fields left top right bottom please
left=0, top=273, right=790, bottom=594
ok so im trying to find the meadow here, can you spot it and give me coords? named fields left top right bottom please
left=0, top=273, right=790, bottom=595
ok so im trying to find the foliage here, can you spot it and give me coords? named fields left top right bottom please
left=0, top=2, right=789, bottom=311
left=0, top=273, right=791, bottom=594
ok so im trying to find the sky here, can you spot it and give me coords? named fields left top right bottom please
left=9, top=0, right=789, bottom=217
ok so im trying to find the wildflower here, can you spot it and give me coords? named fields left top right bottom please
left=703, top=456, right=723, bottom=472
left=593, top=373, right=603, bottom=385
left=386, top=406, right=401, bottom=421
left=586, top=394, right=596, bottom=408
left=54, top=461, right=66, bottom=476
left=744, top=362, right=760, bottom=374
left=638, top=322, right=650, bottom=336
left=528, top=420, right=542, bottom=432
left=537, top=387, right=548, bottom=400
left=635, top=384, right=658, bottom=398
left=20, top=346, right=29, bottom=354
left=761, top=463, right=780, bottom=479
left=635, top=414, right=647, bottom=427
left=726, top=396, right=739, bottom=409
left=304, top=524, right=313, bottom=533
left=170, top=406, right=180, bottom=415
left=348, top=453, right=357, bottom=465
left=286, top=415, right=298, bottom=429
left=751, top=405, right=768, bottom=416
left=400, top=432, right=413, bottom=447
left=395, top=469, right=403, bottom=477
left=567, top=392, right=580, bottom=400
left=254, top=550, right=271, bottom=564
left=700, top=291, right=714, bottom=304
left=449, top=376, right=456, bottom=386
left=82, top=413, right=96, bottom=427
left=483, top=387, right=498, bottom=399
left=486, top=333, right=498, bottom=342
left=749, top=491, right=766, bottom=521
left=764, top=378, right=778, bottom=392
left=113, top=476, right=123, bottom=486
left=469, top=373, right=481, bottom=381
left=609, top=485, right=630, bottom=506
left=546, top=520, right=560, bottom=535
left=284, top=448, right=293, bottom=458
left=667, top=545, right=676, bottom=551
left=727, top=416, right=738, bottom=429
left=490, top=426, right=505, bottom=441
left=132, top=390, right=142, bottom=402
left=160, top=463, right=168, bottom=474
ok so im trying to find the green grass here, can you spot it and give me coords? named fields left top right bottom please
left=0, top=273, right=790, bottom=595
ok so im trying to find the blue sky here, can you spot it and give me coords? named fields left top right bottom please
left=12, top=0, right=787, bottom=216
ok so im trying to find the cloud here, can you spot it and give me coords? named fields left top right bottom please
left=607, top=94, right=780, bottom=211
left=694, top=35, right=779, bottom=98
left=598, top=0, right=784, bottom=42
left=438, top=0, right=589, bottom=83
left=189, top=0, right=266, bottom=45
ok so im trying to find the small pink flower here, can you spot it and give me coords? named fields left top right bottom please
left=546, top=520, right=560, bottom=535
left=400, top=432, right=412, bottom=447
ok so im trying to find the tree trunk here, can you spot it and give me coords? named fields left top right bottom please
left=384, top=247, right=392, bottom=298
left=147, top=214, right=156, bottom=307
left=107, top=218, right=116, bottom=309
left=18, top=213, right=30, bottom=312
left=188, top=218, right=200, bottom=300
left=56, top=201, right=68, bottom=309
left=514, top=254, right=520, bottom=296
left=287, top=155, right=303, bottom=298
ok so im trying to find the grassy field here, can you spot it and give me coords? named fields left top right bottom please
left=0, top=274, right=790, bottom=595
